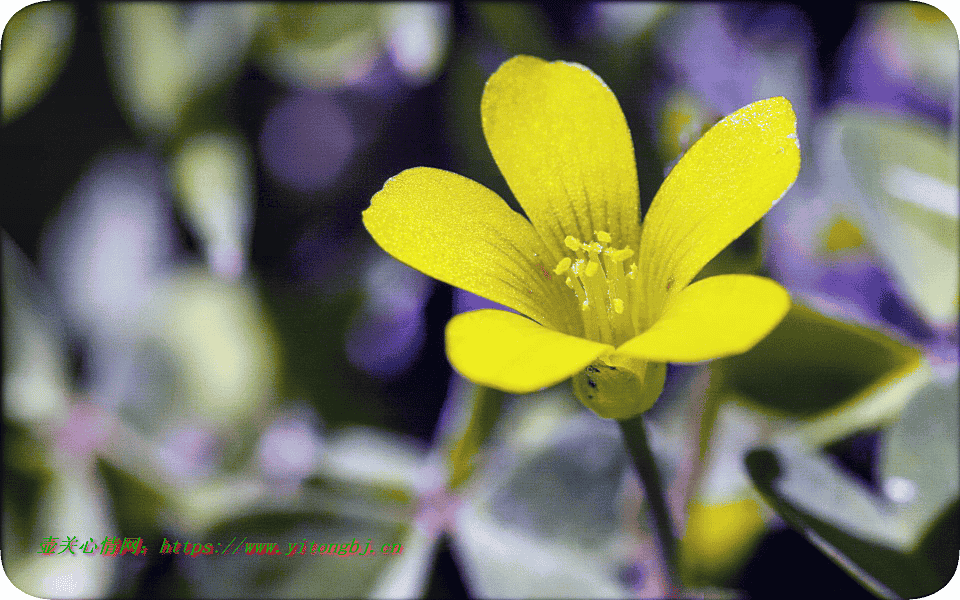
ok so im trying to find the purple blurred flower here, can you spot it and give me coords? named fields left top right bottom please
left=345, top=251, right=435, bottom=379
left=834, top=4, right=958, bottom=128
left=256, top=409, right=324, bottom=489
left=657, top=4, right=817, bottom=136
left=39, top=150, right=177, bottom=407
left=259, top=90, right=357, bottom=194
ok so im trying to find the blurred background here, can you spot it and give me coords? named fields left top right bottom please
left=2, top=2, right=957, bottom=599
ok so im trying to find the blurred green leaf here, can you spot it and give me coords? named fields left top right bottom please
left=254, top=3, right=379, bottom=87
left=367, top=526, right=440, bottom=598
left=2, top=231, right=71, bottom=427
left=100, top=3, right=263, bottom=136
left=141, top=268, right=280, bottom=435
left=745, top=376, right=959, bottom=599
left=1, top=3, right=75, bottom=123
left=470, top=4, right=558, bottom=58
left=163, top=425, right=422, bottom=536
left=451, top=408, right=680, bottom=597
left=879, top=377, right=959, bottom=550
left=2, top=233, right=119, bottom=596
left=3, top=423, right=53, bottom=553
left=377, top=3, right=450, bottom=84
left=865, top=4, right=959, bottom=110
left=263, top=288, right=382, bottom=428
left=689, top=327, right=926, bottom=588
left=488, top=422, right=627, bottom=548
left=710, top=304, right=922, bottom=419
left=314, top=426, right=424, bottom=498
left=96, top=459, right=166, bottom=536
left=192, top=511, right=406, bottom=599
left=169, top=130, right=254, bottom=279
left=834, top=108, right=959, bottom=327
left=2, top=453, right=116, bottom=598
left=155, top=426, right=428, bottom=597
left=591, top=3, right=674, bottom=49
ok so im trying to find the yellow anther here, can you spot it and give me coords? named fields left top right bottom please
left=585, top=260, right=600, bottom=277
left=611, top=248, right=634, bottom=262
left=554, top=233, right=638, bottom=346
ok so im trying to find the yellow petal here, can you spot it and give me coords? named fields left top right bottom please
left=617, top=275, right=790, bottom=363
left=638, top=97, right=800, bottom=327
left=481, top=55, right=641, bottom=257
left=364, top=167, right=572, bottom=331
left=681, top=498, right=766, bottom=585
left=445, top=309, right=612, bottom=394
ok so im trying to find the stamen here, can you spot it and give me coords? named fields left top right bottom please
left=605, top=253, right=630, bottom=318
left=611, top=248, right=634, bottom=262
left=552, top=232, right=638, bottom=346
left=567, top=274, right=600, bottom=339
left=581, top=260, right=614, bottom=342
left=584, top=260, right=600, bottom=278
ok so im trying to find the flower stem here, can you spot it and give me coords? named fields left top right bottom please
left=617, top=414, right=681, bottom=594
left=448, top=384, right=504, bottom=490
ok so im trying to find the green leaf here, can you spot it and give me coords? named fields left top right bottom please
left=139, top=269, right=280, bottom=435
left=368, top=526, right=441, bottom=599
left=451, top=409, right=681, bottom=597
left=169, top=130, right=254, bottom=278
left=832, top=108, right=959, bottom=327
left=470, top=4, right=558, bottom=58
left=101, top=3, right=262, bottom=135
left=253, top=3, right=379, bottom=88
left=1, top=3, right=75, bottom=123
left=744, top=376, right=959, bottom=598
left=181, top=426, right=429, bottom=598
left=191, top=511, right=407, bottom=599
left=710, top=304, right=922, bottom=419
left=96, top=459, right=166, bottom=535
left=2, top=232, right=71, bottom=427
left=2, top=454, right=116, bottom=598
left=879, top=376, right=960, bottom=587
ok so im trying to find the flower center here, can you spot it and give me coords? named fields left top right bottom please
left=553, top=231, right=638, bottom=346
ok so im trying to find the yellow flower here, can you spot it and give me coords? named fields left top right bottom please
left=363, top=56, right=800, bottom=419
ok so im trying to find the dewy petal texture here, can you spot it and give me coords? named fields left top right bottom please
left=363, top=167, right=571, bottom=331
left=446, top=309, right=612, bottom=393
left=617, top=274, right=790, bottom=363
left=638, top=97, right=800, bottom=327
left=481, top=55, right=641, bottom=260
